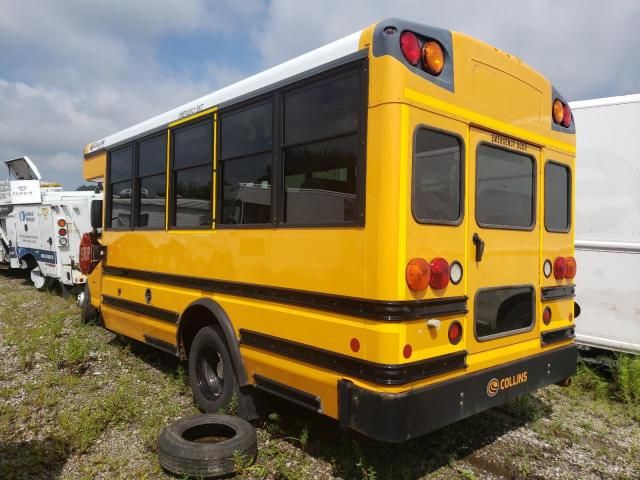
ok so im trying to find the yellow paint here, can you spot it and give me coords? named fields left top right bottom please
left=84, top=20, right=576, bottom=423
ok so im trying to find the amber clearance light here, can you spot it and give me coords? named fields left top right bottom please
left=422, top=41, right=445, bottom=76
left=552, top=99, right=564, bottom=124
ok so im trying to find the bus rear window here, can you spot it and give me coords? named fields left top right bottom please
left=412, top=128, right=462, bottom=224
left=476, top=145, right=534, bottom=229
left=545, top=162, right=571, bottom=232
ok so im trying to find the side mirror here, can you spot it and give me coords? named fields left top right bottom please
left=90, top=200, right=103, bottom=230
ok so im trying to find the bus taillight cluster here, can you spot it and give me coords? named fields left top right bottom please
left=406, top=257, right=460, bottom=291
left=399, top=31, right=445, bottom=76
left=552, top=98, right=572, bottom=128
left=553, top=256, right=577, bottom=280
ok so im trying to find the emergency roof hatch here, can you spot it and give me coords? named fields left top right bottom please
left=5, top=156, right=42, bottom=180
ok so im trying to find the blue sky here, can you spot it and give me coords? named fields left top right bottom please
left=1, top=0, right=639, bottom=189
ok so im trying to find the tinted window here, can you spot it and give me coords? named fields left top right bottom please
left=476, top=145, right=534, bottom=228
left=476, top=286, right=534, bottom=339
left=413, top=128, right=462, bottom=223
left=545, top=162, right=570, bottom=231
left=219, top=102, right=273, bottom=225
left=108, top=146, right=133, bottom=228
left=109, top=147, right=133, bottom=182
left=171, top=118, right=213, bottom=228
left=220, top=102, right=272, bottom=159
left=285, top=71, right=360, bottom=145
left=174, top=121, right=212, bottom=169
left=138, top=135, right=166, bottom=176
left=282, top=70, right=362, bottom=225
left=137, top=135, right=166, bottom=228
left=284, top=135, right=358, bottom=224
left=138, top=175, right=166, bottom=228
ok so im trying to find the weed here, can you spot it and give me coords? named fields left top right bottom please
left=615, top=354, right=640, bottom=404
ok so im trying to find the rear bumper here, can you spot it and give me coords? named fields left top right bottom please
left=338, top=344, right=577, bottom=443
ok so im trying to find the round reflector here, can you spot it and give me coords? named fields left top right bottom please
left=57, top=218, right=66, bottom=227
left=562, top=104, right=572, bottom=127
left=350, top=338, right=360, bottom=353
left=429, top=257, right=450, bottom=289
left=448, top=321, right=462, bottom=345
left=543, top=306, right=552, bottom=325
left=399, top=31, right=421, bottom=66
left=543, top=259, right=553, bottom=278
left=554, top=256, right=567, bottom=279
left=79, top=233, right=94, bottom=275
left=403, top=344, right=413, bottom=359
left=58, top=228, right=67, bottom=236
left=566, top=256, right=577, bottom=279
left=58, top=237, right=68, bottom=246
left=449, top=260, right=463, bottom=285
left=552, top=99, right=564, bottom=124
left=406, top=258, right=430, bottom=291
left=422, top=40, right=444, bottom=75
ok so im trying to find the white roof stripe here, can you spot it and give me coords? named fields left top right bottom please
left=86, top=30, right=364, bottom=154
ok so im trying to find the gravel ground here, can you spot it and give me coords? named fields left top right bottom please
left=1, top=271, right=639, bottom=480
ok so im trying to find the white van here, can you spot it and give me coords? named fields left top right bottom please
left=571, top=94, right=640, bottom=354
left=0, top=157, right=101, bottom=292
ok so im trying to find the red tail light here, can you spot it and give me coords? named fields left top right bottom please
left=553, top=256, right=567, bottom=279
left=448, top=321, right=462, bottom=345
left=566, top=256, right=577, bottom=279
left=403, top=344, right=413, bottom=359
left=543, top=306, right=552, bottom=325
left=406, top=258, right=430, bottom=291
left=562, top=104, right=572, bottom=127
left=429, top=257, right=450, bottom=289
left=58, top=228, right=67, bottom=236
left=399, top=31, right=421, bottom=66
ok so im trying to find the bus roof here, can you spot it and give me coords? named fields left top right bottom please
left=85, top=29, right=363, bottom=155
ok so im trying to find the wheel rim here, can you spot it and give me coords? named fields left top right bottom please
left=197, top=346, right=225, bottom=400
left=31, top=267, right=46, bottom=289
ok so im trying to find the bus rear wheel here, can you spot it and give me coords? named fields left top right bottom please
left=188, top=326, right=237, bottom=414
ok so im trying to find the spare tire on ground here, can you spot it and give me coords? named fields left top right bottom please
left=158, top=413, right=257, bottom=478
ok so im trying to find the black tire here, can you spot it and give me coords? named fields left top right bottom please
left=157, top=413, right=257, bottom=478
left=189, top=326, right=238, bottom=413
left=80, top=284, right=99, bottom=324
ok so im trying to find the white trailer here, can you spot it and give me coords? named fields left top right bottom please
left=571, top=94, right=640, bottom=354
left=0, top=157, right=101, bottom=292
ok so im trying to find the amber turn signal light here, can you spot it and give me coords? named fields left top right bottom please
left=406, top=258, right=430, bottom=291
left=552, top=99, right=564, bottom=124
left=422, top=41, right=445, bottom=76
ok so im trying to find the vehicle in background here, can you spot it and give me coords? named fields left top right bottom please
left=80, top=18, right=577, bottom=442
left=0, top=156, right=101, bottom=293
left=571, top=94, right=640, bottom=354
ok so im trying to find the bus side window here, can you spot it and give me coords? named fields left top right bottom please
left=219, top=101, right=273, bottom=225
left=171, top=119, right=213, bottom=229
left=282, top=70, right=362, bottom=226
left=545, top=161, right=571, bottom=232
left=136, top=134, right=167, bottom=229
left=107, top=145, right=133, bottom=229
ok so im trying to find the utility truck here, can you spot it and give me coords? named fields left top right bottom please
left=571, top=94, right=640, bottom=354
left=0, top=156, right=101, bottom=293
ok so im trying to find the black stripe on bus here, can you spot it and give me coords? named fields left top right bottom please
left=102, top=295, right=179, bottom=324
left=102, top=266, right=468, bottom=321
left=254, top=374, right=322, bottom=413
left=239, top=329, right=467, bottom=386
left=541, top=285, right=575, bottom=301
left=541, top=326, right=575, bottom=346
left=143, top=334, right=179, bottom=356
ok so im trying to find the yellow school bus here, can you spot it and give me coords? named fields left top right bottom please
left=80, top=18, right=577, bottom=442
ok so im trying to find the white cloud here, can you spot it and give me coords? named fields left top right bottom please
left=0, top=0, right=638, bottom=188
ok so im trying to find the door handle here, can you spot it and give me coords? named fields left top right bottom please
left=472, top=233, right=485, bottom=262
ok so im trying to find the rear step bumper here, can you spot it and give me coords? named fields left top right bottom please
left=338, top=344, right=577, bottom=443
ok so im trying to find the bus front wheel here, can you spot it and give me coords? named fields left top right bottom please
left=188, top=326, right=238, bottom=414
